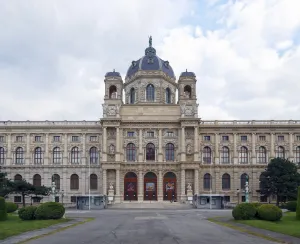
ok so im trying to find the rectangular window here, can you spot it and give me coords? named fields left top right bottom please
left=0, top=136, right=4, bottom=142
left=35, top=136, right=41, bottom=142
left=260, top=196, right=268, bottom=202
left=127, top=132, right=134, bottom=137
left=222, top=135, right=229, bottom=141
left=53, top=136, right=60, bottom=142
left=259, top=135, right=266, bottom=141
left=55, top=196, right=59, bottom=203
left=241, top=135, right=247, bottom=141
left=72, top=136, right=79, bottom=142
left=204, top=136, right=210, bottom=141
left=166, top=131, right=174, bottom=137
left=147, top=131, right=154, bottom=137
left=296, top=136, right=300, bottom=141
left=241, top=196, right=246, bottom=202
left=71, top=196, right=77, bottom=203
left=278, top=135, right=284, bottom=141
left=90, top=136, right=97, bottom=142
left=33, top=197, right=41, bottom=203
left=224, top=196, right=230, bottom=203
left=16, top=136, right=23, bottom=142
left=14, top=196, right=21, bottom=203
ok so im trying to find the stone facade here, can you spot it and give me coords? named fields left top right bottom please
left=1, top=40, right=300, bottom=205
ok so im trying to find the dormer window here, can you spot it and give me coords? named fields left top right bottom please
left=166, top=131, right=174, bottom=137
left=146, top=84, right=155, bottom=101
left=147, top=131, right=154, bottom=137
left=127, top=132, right=134, bottom=137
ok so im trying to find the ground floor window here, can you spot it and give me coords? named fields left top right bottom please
left=14, top=196, right=21, bottom=203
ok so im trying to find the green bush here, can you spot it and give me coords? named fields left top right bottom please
left=257, top=204, right=282, bottom=221
left=249, top=202, right=262, bottom=217
left=232, top=203, right=257, bottom=220
left=0, top=196, right=8, bottom=221
left=35, top=202, right=65, bottom=220
left=5, top=202, right=19, bottom=213
left=296, top=186, right=300, bottom=220
left=18, top=206, right=37, bottom=220
left=286, top=201, right=297, bottom=212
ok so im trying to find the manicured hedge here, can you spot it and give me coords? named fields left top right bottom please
left=5, top=202, right=18, bottom=213
left=35, top=202, right=65, bottom=220
left=0, top=197, right=7, bottom=221
left=286, top=201, right=297, bottom=212
left=257, top=204, right=282, bottom=221
left=18, top=206, right=37, bottom=220
left=232, top=203, right=257, bottom=220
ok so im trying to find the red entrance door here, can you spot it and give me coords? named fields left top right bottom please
left=144, top=172, right=157, bottom=201
left=124, top=172, right=137, bottom=201
left=163, top=172, right=176, bottom=201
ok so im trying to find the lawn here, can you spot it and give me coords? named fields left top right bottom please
left=235, top=212, right=300, bottom=238
left=0, top=214, right=70, bottom=240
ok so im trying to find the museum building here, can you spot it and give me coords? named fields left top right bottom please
left=1, top=38, right=300, bottom=207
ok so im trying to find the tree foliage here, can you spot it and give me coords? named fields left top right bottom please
left=296, top=187, right=300, bottom=220
left=0, top=167, right=14, bottom=198
left=260, top=158, right=300, bottom=206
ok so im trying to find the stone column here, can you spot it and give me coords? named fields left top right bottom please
left=233, top=133, right=238, bottom=164
left=289, top=133, right=293, bottom=161
left=252, top=133, right=256, bottom=164
left=119, top=128, right=123, bottom=162
left=181, top=169, right=186, bottom=201
left=158, top=169, right=163, bottom=201
left=158, top=129, right=163, bottom=162
left=181, top=127, right=186, bottom=161
left=139, top=129, right=143, bottom=162
left=270, top=133, right=275, bottom=158
left=116, top=127, right=120, bottom=161
left=63, top=133, right=68, bottom=165
left=7, top=133, right=11, bottom=165
left=138, top=170, right=143, bottom=202
left=82, top=133, right=86, bottom=165
left=44, top=133, right=49, bottom=165
left=102, top=169, right=107, bottom=195
left=194, top=127, right=199, bottom=161
left=26, top=133, right=30, bottom=165
left=194, top=169, right=199, bottom=195
left=215, top=133, right=219, bottom=164
left=115, top=169, right=120, bottom=203
left=102, top=127, right=107, bottom=162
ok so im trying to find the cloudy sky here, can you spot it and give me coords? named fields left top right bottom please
left=0, top=0, right=300, bottom=121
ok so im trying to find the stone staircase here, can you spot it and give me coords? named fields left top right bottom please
left=108, top=201, right=194, bottom=209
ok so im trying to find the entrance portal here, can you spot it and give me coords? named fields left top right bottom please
left=163, top=172, right=176, bottom=201
left=144, top=172, right=157, bottom=201
left=124, top=172, right=137, bottom=201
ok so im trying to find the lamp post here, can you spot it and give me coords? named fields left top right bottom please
left=51, top=181, right=56, bottom=202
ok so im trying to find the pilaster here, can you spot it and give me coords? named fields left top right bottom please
left=252, top=133, right=256, bottom=164
left=102, top=127, right=107, bottom=162
left=158, top=129, right=163, bottom=162
left=194, top=127, right=199, bottom=161
left=44, top=133, right=49, bottom=165
left=270, top=133, right=275, bottom=158
left=289, top=133, right=293, bottom=160
left=26, top=133, right=30, bottom=165
left=82, top=133, right=86, bottom=165
left=138, top=170, right=143, bottom=202
left=102, top=169, right=107, bottom=195
left=115, top=169, right=120, bottom=203
left=63, top=133, right=68, bottom=165
left=233, top=133, right=238, bottom=164
left=214, top=133, right=219, bottom=164
left=194, top=169, right=199, bottom=195
left=116, top=127, right=120, bottom=161
left=138, top=129, right=143, bottom=162
left=181, top=127, right=186, bottom=161
left=7, top=133, right=11, bottom=165
left=181, top=169, right=186, bottom=201
left=158, top=169, right=163, bottom=201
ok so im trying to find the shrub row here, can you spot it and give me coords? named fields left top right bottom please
left=18, top=202, right=65, bottom=221
left=0, top=197, right=7, bottom=221
left=6, top=202, right=19, bottom=213
left=232, top=203, right=282, bottom=221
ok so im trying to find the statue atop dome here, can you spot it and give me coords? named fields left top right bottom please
left=149, top=35, right=152, bottom=47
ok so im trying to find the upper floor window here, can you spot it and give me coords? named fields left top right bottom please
left=203, top=146, right=211, bottom=164
left=109, top=85, right=117, bottom=99
left=0, top=136, right=4, bottom=142
left=35, top=136, right=41, bottom=142
left=146, top=84, right=155, bottom=101
left=295, top=146, right=300, bottom=163
left=53, top=136, right=60, bottom=142
left=0, top=147, right=5, bottom=165
left=90, top=136, right=97, bottom=142
left=241, top=135, right=247, bottom=141
left=90, top=147, right=98, bottom=164
left=276, top=146, right=285, bottom=159
left=296, top=135, right=300, bottom=141
left=147, top=131, right=154, bottom=137
left=204, top=136, right=210, bottom=141
left=258, top=146, right=267, bottom=163
left=130, top=88, right=135, bottom=104
left=126, top=143, right=136, bottom=161
left=166, top=131, right=174, bottom=137
left=72, top=136, right=79, bottom=142
left=53, top=147, right=62, bottom=164
left=165, top=88, right=171, bottom=104
left=71, top=147, right=80, bottom=164
left=146, top=143, right=155, bottom=161
left=222, top=135, right=229, bottom=141
left=183, top=85, right=191, bottom=98
left=221, top=146, right=230, bottom=164
left=239, top=146, right=248, bottom=164
left=259, top=135, right=266, bottom=141
left=16, top=136, right=23, bottom=142
left=278, top=135, right=284, bottom=141
left=34, top=147, right=43, bottom=164
left=15, top=147, right=24, bottom=164
left=127, top=132, right=134, bottom=137
left=165, top=143, right=175, bottom=161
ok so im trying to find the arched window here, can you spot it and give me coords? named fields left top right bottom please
left=259, top=173, right=265, bottom=190
left=239, top=146, right=248, bottom=164
left=203, top=173, right=211, bottom=190
left=296, top=146, right=300, bottom=163
left=165, top=143, right=174, bottom=161
left=276, top=146, right=285, bottom=159
left=203, top=146, right=212, bottom=164
left=33, top=174, right=41, bottom=187
left=165, top=88, right=171, bottom=104
left=130, top=88, right=135, bottom=104
left=183, top=85, right=191, bottom=98
left=71, top=147, right=80, bottom=164
left=34, top=147, right=43, bottom=164
left=146, top=84, right=155, bottom=101
left=109, top=85, right=117, bottom=99
left=90, top=174, right=98, bottom=190
left=89, top=147, right=98, bottom=164
left=15, top=147, right=24, bottom=164
left=53, top=147, right=62, bottom=164
left=258, top=146, right=267, bottom=163
left=240, top=173, right=249, bottom=190
left=146, top=143, right=155, bottom=161
left=126, top=143, right=136, bottom=161
left=70, top=174, right=79, bottom=190
left=0, top=147, right=5, bottom=165
left=14, top=174, right=22, bottom=181
left=52, top=174, right=60, bottom=190
left=222, top=173, right=231, bottom=190
left=221, top=146, right=230, bottom=164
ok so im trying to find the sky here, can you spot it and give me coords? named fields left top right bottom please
left=0, top=0, right=300, bottom=121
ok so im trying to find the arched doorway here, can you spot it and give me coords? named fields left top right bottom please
left=163, top=172, right=177, bottom=201
left=124, top=172, right=137, bottom=201
left=144, top=172, right=157, bottom=201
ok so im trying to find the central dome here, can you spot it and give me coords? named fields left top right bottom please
left=126, top=37, right=175, bottom=79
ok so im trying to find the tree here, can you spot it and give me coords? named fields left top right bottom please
left=296, top=187, right=300, bottom=220
left=10, top=180, right=35, bottom=207
left=0, top=167, right=14, bottom=198
left=31, top=185, right=51, bottom=204
left=260, top=158, right=300, bottom=206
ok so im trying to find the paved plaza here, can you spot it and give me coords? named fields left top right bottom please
left=25, top=209, right=277, bottom=244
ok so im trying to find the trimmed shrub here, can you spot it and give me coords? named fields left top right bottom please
left=35, top=202, right=65, bottom=220
left=5, top=202, right=19, bottom=213
left=257, top=204, right=282, bottom=221
left=18, top=206, right=37, bottom=220
left=249, top=202, right=262, bottom=217
left=0, top=196, right=7, bottom=221
left=232, top=203, right=257, bottom=220
left=286, top=201, right=297, bottom=212
left=296, top=186, right=300, bottom=220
